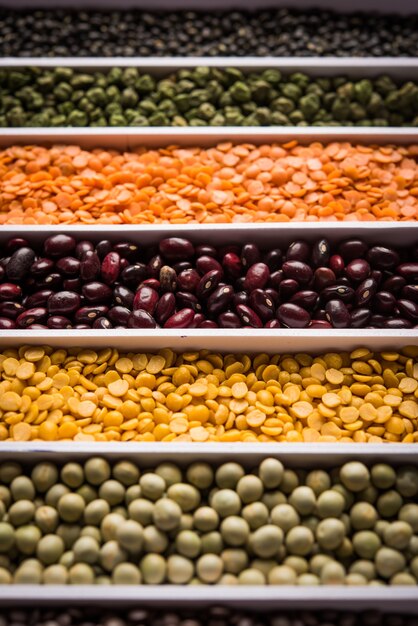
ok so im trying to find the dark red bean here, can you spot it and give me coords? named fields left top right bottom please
left=249, top=289, right=275, bottom=321
left=155, top=292, right=176, bottom=325
left=75, top=240, right=94, bottom=259
left=0, top=317, right=16, bottom=329
left=195, top=245, right=217, bottom=258
left=375, top=291, right=397, bottom=315
left=313, top=309, right=328, bottom=321
left=121, top=263, right=147, bottom=288
left=147, top=255, right=163, bottom=278
left=279, top=279, right=299, bottom=300
left=282, top=260, right=312, bottom=285
left=243, top=262, right=270, bottom=292
left=197, top=270, right=222, bottom=299
left=114, top=285, right=134, bottom=309
left=264, top=249, right=282, bottom=272
left=371, top=270, right=383, bottom=287
left=309, top=320, right=332, bottom=329
left=265, top=319, right=282, bottom=328
left=235, top=304, right=262, bottom=328
left=48, top=291, right=81, bottom=315
left=241, top=243, right=260, bottom=268
left=277, top=303, right=310, bottom=328
left=101, top=252, right=120, bottom=285
left=397, top=299, right=418, bottom=323
left=397, top=263, right=418, bottom=280
left=218, top=311, right=242, bottom=328
left=346, top=259, right=371, bottom=282
left=159, top=266, right=177, bottom=293
left=0, top=301, right=24, bottom=319
left=223, top=253, right=242, bottom=279
left=30, top=258, right=54, bottom=277
left=128, top=309, right=157, bottom=329
left=63, top=278, right=81, bottom=292
left=173, top=261, right=193, bottom=274
left=367, top=246, right=400, bottom=270
left=325, top=300, right=350, bottom=328
left=176, top=291, right=201, bottom=312
left=321, top=285, right=355, bottom=304
left=24, top=289, right=54, bottom=309
left=313, top=267, right=336, bottom=291
left=44, top=234, right=75, bottom=257
left=269, top=270, right=283, bottom=290
left=0, top=283, right=22, bottom=302
left=56, top=256, right=80, bottom=277
left=286, top=240, right=310, bottom=262
left=381, top=275, right=406, bottom=295
left=109, top=306, right=131, bottom=326
left=36, top=273, right=62, bottom=290
left=355, top=278, right=377, bottom=307
left=199, top=320, right=219, bottom=329
left=159, top=238, right=194, bottom=261
left=82, top=282, right=113, bottom=304
left=95, top=240, right=112, bottom=260
left=311, top=239, right=330, bottom=268
left=80, top=250, right=101, bottom=281
left=290, top=290, right=319, bottom=311
left=133, top=286, right=159, bottom=315
left=177, top=269, right=200, bottom=293
left=350, top=308, right=371, bottom=328
left=329, top=254, right=344, bottom=276
left=164, top=308, right=195, bottom=329
left=370, top=314, right=386, bottom=328
left=75, top=306, right=109, bottom=323
left=16, top=307, right=48, bottom=328
left=6, top=247, right=36, bottom=281
left=338, top=239, right=368, bottom=262
left=140, top=278, right=160, bottom=291
left=6, top=238, right=29, bottom=252
left=265, top=288, right=279, bottom=306
left=207, top=285, right=234, bottom=316
left=189, top=313, right=205, bottom=328
left=113, top=242, right=139, bottom=262
left=233, top=290, right=249, bottom=308
left=402, top=285, right=418, bottom=303
left=93, top=317, right=113, bottom=329
left=384, top=318, right=413, bottom=329
left=47, top=315, right=72, bottom=329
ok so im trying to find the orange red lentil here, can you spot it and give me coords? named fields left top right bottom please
left=0, top=142, right=417, bottom=225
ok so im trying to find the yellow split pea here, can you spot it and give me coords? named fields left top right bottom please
left=0, top=345, right=417, bottom=443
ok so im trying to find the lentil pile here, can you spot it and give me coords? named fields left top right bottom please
left=1, top=234, right=418, bottom=331
left=0, top=457, right=417, bottom=584
left=0, top=345, right=417, bottom=443
left=1, top=68, right=418, bottom=128
left=1, top=8, right=417, bottom=57
left=1, top=143, right=418, bottom=225
left=2, top=609, right=418, bottom=626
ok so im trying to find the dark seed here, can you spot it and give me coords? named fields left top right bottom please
left=82, top=282, right=113, bottom=303
left=101, top=252, right=120, bottom=285
left=397, top=263, right=418, bottom=280
left=24, top=290, right=54, bottom=309
left=313, top=267, right=336, bottom=291
left=402, top=285, right=418, bottom=303
left=346, top=259, right=371, bottom=282
left=113, top=242, right=139, bottom=262
left=374, top=291, right=397, bottom=315
left=286, top=240, right=310, bottom=262
left=197, top=270, right=222, bottom=299
left=235, top=304, right=263, bottom=328
left=321, top=284, right=355, bottom=304
left=311, top=238, right=330, bottom=268
left=128, top=309, right=157, bottom=329
left=223, top=253, right=242, bottom=279
left=355, top=278, right=377, bottom=306
left=367, top=246, right=400, bottom=270
left=155, top=292, right=176, bottom=325
left=6, top=247, right=36, bottom=280
left=176, top=291, right=201, bottom=312
left=0, top=317, right=16, bottom=329
left=325, top=300, right=350, bottom=328
left=290, top=290, right=319, bottom=311
left=265, top=319, right=282, bottom=328
left=309, top=320, right=332, bottom=329
left=282, top=260, right=312, bottom=285
left=95, top=240, right=113, bottom=260
left=75, top=306, right=109, bottom=323
left=0, top=283, right=22, bottom=302
left=249, top=289, right=275, bottom=321
left=48, top=291, right=81, bottom=315
left=121, top=263, right=147, bottom=287
left=30, top=258, right=54, bottom=277
left=277, top=303, right=310, bottom=328
left=243, top=262, right=270, bottom=291
left=350, top=308, right=371, bottom=328
left=93, top=317, right=113, bottom=329
left=338, top=239, right=368, bottom=262
left=36, top=273, right=62, bottom=290
left=241, top=243, right=260, bottom=268
left=114, top=285, right=134, bottom=309
left=6, top=238, right=29, bottom=252
left=279, top=279, right=299, bottom=300
left=383, top=318, right=413, bottom=329
left=164, top=308, right=195, bottom=328
left=47, top=315, right=72, bottom=329
left=147, top=255, right=163, bottom=277
left=195, top=245, right=217, bottom=258
left=159, top=266, right=177, bottom=292
left=329, top=254, right=344, bottom=276
left=80, top=250, right=101, bottom=281
left=56, top=256, right=80, bottom=277
left=133, top=286, right=159, bottom=314
left=159, top=238, right=194, bottom=260
left=16, top=307, right=48, bottom=328
left=397, top=299, right=418, bottom=323
left=217, top=311, right=242, bottom=328
left=75, top=240, right=94, bottom=259
left=207, top=285, right=234, bottom=316
left=109, top=306, right=131, bottom=326
left=63, top=278, right=81, bottom=292
left=177, top=268, right=200, bottom=293
left=44, top=234, right=76, bottom=257
left=264, top=249, right=282, bottom=272
left=0, top=301, right=24, bottom=320
left=381, top=275, right=406, bottom=295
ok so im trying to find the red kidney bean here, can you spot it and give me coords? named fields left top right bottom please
left=207, top=285, right=234, bottom=316
left=199, top=320, right=219, bottom=328
left=173, top=261, right=193, bottom=274
left=147, top=254, right=163, bottom=278
left=82, top=282, right=113, bottom=304
left=93, top=317, right=113, bottom=329
left=402, top=285, right=418, bottom=303
left=264, top=249, right=282, bottom=272
left=370, top=270, right=383, bottom=287
left=249, top=289, right=275, bottom=321
left=0, top=301, right=24, bottom=319
left=176, top=291, right=201, bottom=312
left=370, top=314, right=386, bottom=328
left=0, top=317, right=16, bottom=329
left=243, top=262, right=270, bottom=292
left=113, top=242, right=139, bottom=262
left=6, top=237, right=29, bottom=252
left=269, top=270, right=283, bottom=290
left=286, top=240, right=310, bottom=262
left=397, top=263, right=418, bottom=280
left=101, top=252, right=120, bottom=285
left=109, top=306, right=131, bottom=326
left=277, top=303, right=310, bottom=328
left=329, top=254, right=344, bottom=276
left=355, top=278, right=377, bottom=307
left=75, top=306, right=108, bottom=323
left=95, top=240, right=112, bottom=260
left=313, top=309, right=328, bottom=321
left=338, top=239, right=368, bottom=262
left=282, top=260, right=313, bottom=285
left=140, top=278, right=160, bottom=291
left=44, top=235, right=76, bottom=257
left=36, top=273, right=62, bottom=290
left=279, top=279, right=299, bottom=300
left=159, top=238, right=194, bottom=261
left=346, top=259, right=371, bottom=282
left=218, top=311, right=242, bottom=328
left=197, top=270, right=222, bottom=299
left=375, top=291, right=397, bottom=315
left=30, top=258, right=54, bottom=277
left=223, top=253, right=242, bottom=279
left=0, top=283, right=22, bottom=302
left=121, top=263, right=147, bottom=287
left=177, top=269, right=200, bottom=293
left=133, top=286, right=159, bottom=315
left=312, top=239, right=330, bottom=268
left=309, top=320, right=332, bottom=329
left=24, top=289, right=54, bottom=309
left=265, top=319, right=282, bottom=328
left=155, top=292, right=176, bottom=325
left=321, top=284, right=354, bottom=304
left=196, top=245, right=217, bottom=258
left=350, top=308, right=371, bottom=328
left=159, top=266, right=177, bottom=293
left=164, top=308, right=195, bottom=328
left=47, top=315, right=72, bottom=329
left=313, top=267, right=336, bottom=291
left=290, top=290, right=319, bottom=311
left=384, top=318, right=413, bottom=329
left=241, top=243, right=260, bottom=268
left=75, top=240, right=94, bottom=259
left=56, top=256, right=80, bottom=277
left=6, top=247, right=36, bottom=281
left=397, top=299, right=418, bottom=323
left=235, top=304, right=262, bottom=328
left=382, top=275, right=406, bottom=295
left=114, top=285, right=134, bottom=309
left=63, top=278, right=81, bottom=292
left=16, top=307, right=48, bottom=328
left=128, top=309, right=157, bottom=328
left=233, top=290, right=249, bottom=308
left=80, top=250, right=101, bottom=281
left=367, top=246, right=400, bottom=270
left=219, top=244, right=240, bottom=258
left=48, top=291, right=81, bottom=315
left=325, top=300, right=350, bottom=328
left=189, top=313, right=205, bottom=328
left=265, top=288, right=279, bottom=305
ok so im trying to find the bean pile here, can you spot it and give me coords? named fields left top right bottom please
left=0, top=345, right=417, bottom=443
left=0, top=457, right=417, bottom=585
left=1, top=234, right=418, bottom=331
left=2, top=143, right=417, bottom=225
left=1, top=8, right=417, bottom=57
left=1, top=68, right=418, bottom=128
left=2, top=609, right=418, bottom=626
